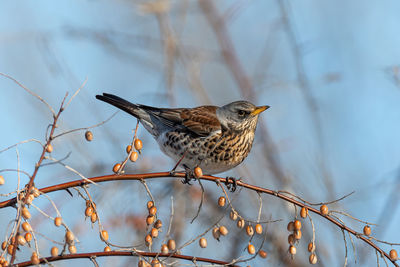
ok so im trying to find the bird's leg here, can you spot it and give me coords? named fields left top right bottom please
left=225, top=176, right=240, bottom=192
left=182, top=164, right=194, bottom=185
left=169, top=151, right=187, bottom=176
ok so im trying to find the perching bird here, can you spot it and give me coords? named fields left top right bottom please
left=96, top=93, right=269, bottom=175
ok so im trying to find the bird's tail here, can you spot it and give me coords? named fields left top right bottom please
left=96, top=93, right=141, bottom=118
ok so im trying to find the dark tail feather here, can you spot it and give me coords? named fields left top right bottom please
left=95, top=93, right=140, bottom=118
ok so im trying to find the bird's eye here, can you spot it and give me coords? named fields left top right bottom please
left=238, top=110, right=246, bottom=117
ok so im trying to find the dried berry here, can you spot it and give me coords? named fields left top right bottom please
left=320, top=204, right=328, bottom=215
left=199, top=237, right=207, bottom=248
left=167, top=239, right=176, bottom=250
left=255, top=224, right=263, bottom=235
left=194, top=167, right=203, bottom=178
left=51, top=246, right=59, bottom=257
left=134, top=139, right=143, bottom=150
left=300, top=207, right=308, bottom=218
left=247, top=244, right=255, bottom=254
left=363, top=225, right=371, bottom=236
left=85, top=131, right=93, bottom=141
left=218, top=196, right=226, bottom=207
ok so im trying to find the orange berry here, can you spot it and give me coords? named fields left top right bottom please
left=85, top=131, right=93, bottom=141
left=51, top=246, right=59, bottom=257
left=31, top=252, right=40, bottom=265
left=212, top=227, right=220, bottom=240
left=54, top=216, right=62, bottom=227
left=24, top=232, right=32, bottom=242
left=130, top=151, right=139, bottom=162
left=126, top=145, right=132, bottom=154
left=100, top=230, right=109, bottom=241
left=300, top=207, right=308, bottom=218
left=17, top=235, right=26, bottom=246
left=237, top=218, right=245, bottom=229
left=134, top=139, right=143, bottom=150
left=91, top=212, right=98, bottom=223
left=68, top=245, right=77, bottom=254
left=363, top=225, right=371, bottom=236
left=151, top=259, right=161, bottom=267
left=230, top=210, right=238, bottom=221
left=149, top=206, right=157, bottom=216
left=218, top=196, right=226, bottom=207
left=138, top=260, right=148, bottom=267
left=167, top=239, right=176, bottom=250
left=289, top=245, right=297, bottom=255
left=113, top=163, right=121, bottom=173
left=247, top=244, right=255, bottom=254
left=151, top=228, right=159, bottom=238
left=46, top=144, right=53, bottom=153
left=147, top=201, right=154, bottom=209
left=104, top=246, right=111, bottom=252
left=85, top=206, right=94, bottom=217
left=309, top=253, right=318, bottom=264
left=390, top=249, right=398, bottom=261
left=294, top=230, right=302, bottom=240
left=161, top=244, right=169, bottom=254
left=287, top=221, right=294, bottom=231
left=308, top=242, right=316, bottom=252
left=145, top=234, right=152, bottom=246
left=255, top=224, right=263, bottom=235
left=259, top=249, right=268, bottom=258
left=320, top=204, right=328, bottom=215
left=146, top=215, right=155, bottom=225
left=194, top=166, right=203, bottom=178
left=0, top=175, right=4, bottom=185
left=7, top=244, right=14, bottom=255
left=293, top=220, right=301, bottom=230
left=246, top=225, right=254, bottom=236
left=199, top=237, right=207, bottom=248
left=219, top=225, right=228, bottom=236
left=21, top=207, right=31, bottom=219
left=65, top=231, right=74, bottom=243
left=1, top=241, right=6, bottom=250
left=22, top=222, right=32, bottom=232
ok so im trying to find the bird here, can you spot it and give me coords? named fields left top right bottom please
left=96, top=93, right=269, bottom=177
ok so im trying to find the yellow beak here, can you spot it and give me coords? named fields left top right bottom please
left=251, top=105, right=270, bottom=116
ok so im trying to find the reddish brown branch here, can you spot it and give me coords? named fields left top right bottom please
left=10, top=95, right=67, bottom=264
left=14, top=251, right=237, bottom=267
left=1, top=172, right=398, bottom=266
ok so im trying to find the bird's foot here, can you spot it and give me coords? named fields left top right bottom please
left=225, top=177, right=240, bottom=192
left=182, top=165, right=195, bottom=185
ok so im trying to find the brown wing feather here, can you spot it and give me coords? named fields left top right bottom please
left=180, top=106, right=220, bottom=136
left=139, top=105, right=220, bottom=137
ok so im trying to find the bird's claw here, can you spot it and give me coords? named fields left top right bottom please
left=182, top=166, right=195, bottom=185
left=225, top=177, right=239, bottom=192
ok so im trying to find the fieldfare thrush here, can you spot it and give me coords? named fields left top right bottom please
left=96, top=93, right=269, bottom=176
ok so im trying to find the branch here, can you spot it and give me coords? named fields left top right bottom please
left=14, top=251, right=237, bottom=267
left=0, top=172, right=398, bottom=266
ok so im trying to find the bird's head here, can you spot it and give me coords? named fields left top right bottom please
left=216, top=101, right=269, bottom=132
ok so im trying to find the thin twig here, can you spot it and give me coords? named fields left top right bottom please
left=0, top=72, right=55, bottom=115
left=0, top=139, right=43, bottom=154
left=64, top=78, right=87, bottom=110
left=190, top=178, right=204, bottom=224
left=52, top=111, right=118, bottom=139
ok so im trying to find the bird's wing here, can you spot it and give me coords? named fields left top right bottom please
left=140, top=105, right=221, bottom=137
left=180, top=106, right=221, bottom=136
